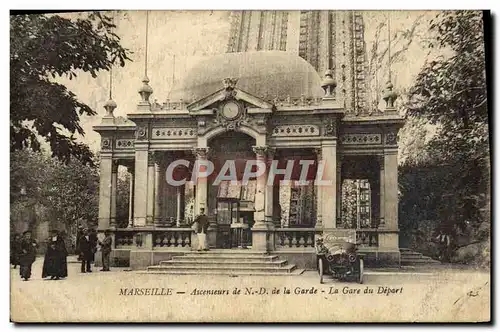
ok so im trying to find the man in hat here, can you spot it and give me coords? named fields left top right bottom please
left=98, top=230, right=113, bottom=271
left=77, top=228, right=93, bottom=273
left=193, top=207, right=209, bottom=251
left=11, top=233, right=22, bottom=269
left=19, top=231, right=37, bottom=281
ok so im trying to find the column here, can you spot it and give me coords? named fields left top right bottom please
left=383, top=151, right=398, bottom=230
left=146, top=151, right=155, bottom=225
left=193, top=148, right=209, bottom=215
left=336, top=157, right=342, bottom=226
left=110, top=160, right=118, bottom=228
left=252, top=146, right=273, bottom=252
left=154, top=158, right=163, bottom=226
left=378, top=150, right=399, bottom=254
left=264, top=148, right=276, bottom=224
left=98, top=153, right=113, bottom=230
left=314, top=148, right=323, bottom=230
left=176, top=187, right=182, bottom=225
left=128, top=167, right=135, bottom=227
left=378, top=155, right=385, bottom=228
left=320, top=140, right=337, bottom=230
left=133, top=146, right=149, bottom=227
left=252, top=146, right=268, bottom=227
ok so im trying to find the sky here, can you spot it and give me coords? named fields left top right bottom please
left=55, top=10, right=444, bottom=152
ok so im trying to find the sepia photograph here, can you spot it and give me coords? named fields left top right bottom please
left=9, top=9, right=491, bottom=323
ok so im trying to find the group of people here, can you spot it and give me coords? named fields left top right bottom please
left=10, top=227, right=114, bottom=281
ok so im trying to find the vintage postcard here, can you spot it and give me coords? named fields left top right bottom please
left=10, top=10, right=490, bottom=323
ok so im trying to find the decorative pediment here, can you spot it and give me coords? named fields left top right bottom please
left=187, top=78, right=274, bottom=113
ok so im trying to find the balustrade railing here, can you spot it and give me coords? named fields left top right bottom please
left=355, top=229, right=379, bottom=247
left=153, top=229, right=192, bottom=248
left=275, top=228, right=316, bottom=249
left=114, top=228, right=192, bottom=249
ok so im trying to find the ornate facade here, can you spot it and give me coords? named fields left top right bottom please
left=94, top=11, right=404, bottom=269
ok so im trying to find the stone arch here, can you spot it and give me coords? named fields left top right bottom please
left=198, top=125, right=266, bottom=148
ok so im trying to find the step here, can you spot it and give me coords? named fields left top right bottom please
left=401, top=252, right=424, bottom=257
left=148, top=264, right=297, bottom=273
left=158, top=262, right=288, bottom=269
left=161, top=260, right=288, bottom=267
left=401, top=259, right=440, bottom=265
left=175, top=255, right=280, bottom=261
left=185, top=250, right=268, bottom=255
left=141, top=269, right=305, bottom=276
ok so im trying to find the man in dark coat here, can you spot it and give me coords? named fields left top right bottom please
left=193, top=208, right=209, bottom=251
left=78, top=228, right=93, bottom=273
left=89, top=227, right=98, bottom=263
left=98, top=230, right=113, bottom=271
left=42, top=230, right=68, bottom=280
left=11, top=233, right=22, bottom=269
left=19, top=231, right=37, bottom=281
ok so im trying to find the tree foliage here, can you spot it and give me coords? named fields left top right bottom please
left=11, top=149, right=100, bottom=230
left=10, top=12, right=132, bottom=165
left=400, top=11, right=490, bottom=264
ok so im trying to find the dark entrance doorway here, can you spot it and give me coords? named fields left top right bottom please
left=208, top=132, right=256, bottom=248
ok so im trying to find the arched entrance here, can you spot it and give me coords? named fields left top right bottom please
left=208, top=131, right=257, bottom=248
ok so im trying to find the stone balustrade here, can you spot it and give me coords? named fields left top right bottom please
left=356, top=229, right=379, bottom=247
left=275, top=228, right=317, bottom=249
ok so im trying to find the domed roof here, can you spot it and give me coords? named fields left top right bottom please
left=170, top=51, right=324, bottom=102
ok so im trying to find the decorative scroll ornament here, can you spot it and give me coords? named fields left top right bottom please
left=385, top=131, right=397, bottom=145
left=136, top=126, right=148, bottom=140
left=222, top=78, right=238, bottom=100
left=252, top=145, right=269, bottom=157
left=324, top=120, right=337, bottom=137
left=192, top=147, right=210, bottom=160
left=101, top=138, right=112, bottom=150
left=341, top=133, right=382, bottom=145
left=147, top=151, right=155, bottom=166
left=112, top=159, right=119, bottom=173
left=116, top=139, right=134, bottom=149
left=272, top=125, right=320, bottom=137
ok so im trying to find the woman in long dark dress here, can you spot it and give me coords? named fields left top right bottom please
left=42, top=230, right=68, bottom=280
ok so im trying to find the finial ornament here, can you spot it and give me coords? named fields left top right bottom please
left=139, top=76, right=153, bottom=103
left=382, top=80, right=398, bottom=108
left=382, top=12, right=397, bottom=109
left=138, top=11, right=153, bottom=106
left=103, top=99, right=117, bottom=118
left=321, top=69, right=337, bottom=97
left=223, top=78, right=238, bottom=90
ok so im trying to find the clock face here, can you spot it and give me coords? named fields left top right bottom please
left=221, top=102, right=240, bottom=120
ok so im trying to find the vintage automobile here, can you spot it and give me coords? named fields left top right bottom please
left=315, top=229, right=364, bottom=284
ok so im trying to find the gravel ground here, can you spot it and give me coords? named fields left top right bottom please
left=10, top=256, right=490, bottom=323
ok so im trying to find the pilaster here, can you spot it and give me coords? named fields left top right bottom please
left=110, top=160, right=118, bottom=228
left=146, top=151, right=155, bottom=225
left=98, top=153, right=113, bottom=230
left=133, top=145, right=149, bottom=227
left=320, top=139, right=337, bottom=230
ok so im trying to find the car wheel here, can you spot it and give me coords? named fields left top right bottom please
left=358, top=258, right=364, bottom=284
left=318, top=258, right=324, bottom=284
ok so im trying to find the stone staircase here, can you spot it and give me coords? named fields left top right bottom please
left=147, top=250, right=304, bottom=276
left=400, top=248, right=441, bottom=265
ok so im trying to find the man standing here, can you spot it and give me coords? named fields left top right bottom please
left=98, top=230, right=113, bottom=272
left=11, top=233, right=21, bottom=269
left=194, top=208, right=209, bottom=251
left=89, top=227, right=98, bottom=264
left=19, top=231, right=37, bottom=281
left=77, top=228, right=93, bottom=273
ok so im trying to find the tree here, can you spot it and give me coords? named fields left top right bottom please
left=10, top=12, right=132, bottom=166
left=11, top=149, right=99, bottom=250
left=400, top=11, right=490, bottom=264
